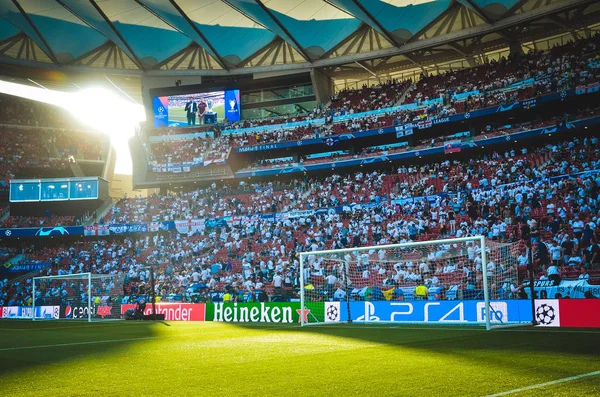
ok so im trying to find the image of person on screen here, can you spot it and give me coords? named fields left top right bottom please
left=197, top=97, right=207, bottom=125
left=184, top=97, right=197, bottom=126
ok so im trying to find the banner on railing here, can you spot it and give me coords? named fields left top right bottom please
left=120, top=303, right=205, bottom=321
left=174, top=219, right=205, bottom=234
left=328, top=300, right=532, bottom=324
left=150, top=158, right=225, bottom=173
left=524, top=279, right=600, bottom=299
left=206, top=302, right=324, bottom=323
left=1, top=262, right=50, bottom=273
left=84, top=225, right=110, bottom=236
left=535, top=299, right=600, bottom=328
left=234, top=86, right=599, bottom=154
left=1, top=306, right=60, bottom=319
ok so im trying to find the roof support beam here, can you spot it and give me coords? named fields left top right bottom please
left=548, top=14, right=580, bottom=39
left=505, top=0, right=532, bottom=16
left=255, top=43, right=278, bottom=67
left=271, top=41, right=282, bottom=65
left=171, top=46, right=194, bottom=70
left=145, top=0, right=228, bottom=70
left=460, top=0, right=493, bottom=23
left=236, top=37, right=279, bottom=68
left=408, top=2, right=458, bottom=43
left=154, top=43, right=194, bottom=70
left=83, top=0, right=145, bottom=71
left=354, top=61, right=378, bottom=79
left=69, top=41, right=111, bottom=64
left=0, top=32, right=24, bottom=55
left=320, top=23, right=368, bottom=59
left=253, top=0, right=312, bottom=61
left=349, top=0, right=399, bottom=45
left=239, top=38, right=276, bottom=67
left=0, top=0, right=593, bottom=77
left=10, top=0, right=58, bottom=64
left=404, top=53, right=424, bottom=70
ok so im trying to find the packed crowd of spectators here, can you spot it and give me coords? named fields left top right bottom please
left=144, top=34, right=600, bottom=160
left=2, top=35, right=600, bottom=307
left=2, top=133, right=600, bottom=306
left=0, top=93, right=87, bottom=129
left=104, top=179, right=312, bottom=224
left=406, top=35, right=600, bottom=107
left=53, top=130, right=107, bottom=161
left=1, top=215, right=77, bottom=229
left=239, top=105, right=600, bottom=172
left=0, top=126, right=109, bottom=184
left=151, top=136, right=230, bottom=165
left=328, top=79, right=412, bottom=113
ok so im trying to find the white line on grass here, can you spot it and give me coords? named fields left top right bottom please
left=485, top=370, right=600, bottom=396
left=0, top=337, right=157, bottom=352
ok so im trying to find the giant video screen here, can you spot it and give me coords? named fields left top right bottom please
left=153, top=89, right=240, bottom=128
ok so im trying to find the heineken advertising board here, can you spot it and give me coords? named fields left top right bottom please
left=207, top=302, right=324, bottom=324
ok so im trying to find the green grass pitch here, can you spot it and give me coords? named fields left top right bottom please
left=0, top=321, right=599, bottom=396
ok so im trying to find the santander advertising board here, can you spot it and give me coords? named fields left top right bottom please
left=120, top=303, right=205, bottom=321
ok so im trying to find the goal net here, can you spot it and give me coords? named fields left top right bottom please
left=300, top=236, right=531, bottom=330
left=32, top=273, right=126, bottom=321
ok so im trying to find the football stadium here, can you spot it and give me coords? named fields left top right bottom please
left=1, top=0, right=600, bottom=396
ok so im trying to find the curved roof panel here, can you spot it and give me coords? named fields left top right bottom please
left=360, top=0, right=452, bottom=42
left=177, top=0, right=275, bottom=64
left=262, top=0, right=361, bottom=57
left=0, top=13, right=19, bottom=41
left=19, top=1, right=106, bottom=62
left=0, top=0, right=591, bottom=72
left=94, top=0, right=191, bottom=68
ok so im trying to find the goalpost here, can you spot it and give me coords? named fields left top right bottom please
left=299, top=236, right=531, bottom=330
left=32, top=273, right=126, bottom=321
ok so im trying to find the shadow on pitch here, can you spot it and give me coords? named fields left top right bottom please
left=230, top=321, right=600, bottom=368
left=0, top=320, right=158, bottom=376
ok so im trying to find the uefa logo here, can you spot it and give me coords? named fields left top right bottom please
left=535, top=304, right=556, bottom=325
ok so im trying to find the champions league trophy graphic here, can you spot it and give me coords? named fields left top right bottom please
left=204, top=97, right=217, bottom=124
left=229, top=98, right=237, bottom=111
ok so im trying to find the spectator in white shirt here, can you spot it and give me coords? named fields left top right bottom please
left=549, top=242, right=562, bottom=265
left=517, top=250, right=529, bottom=267
left=547, top=264, right=561, bottom=284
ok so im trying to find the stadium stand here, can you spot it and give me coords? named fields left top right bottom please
left=2, top=133, right=600, bottom=306
left=141, top=34, right=600, bottom=157
left=1, top=35, right=600, bottom=308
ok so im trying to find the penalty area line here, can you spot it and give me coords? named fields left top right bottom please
left=485, top=370, right=600, bottom=396
left=0, top=337, right=157, bottom=352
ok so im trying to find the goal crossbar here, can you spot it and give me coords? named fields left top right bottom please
left=299, top=236, right=506, bottom=329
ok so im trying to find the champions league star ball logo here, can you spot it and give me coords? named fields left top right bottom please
left=158, top=106, right=164, bottom=113
left=536, top=303, right=556, bottom=325
left=326, top=304, right=339, bottom=321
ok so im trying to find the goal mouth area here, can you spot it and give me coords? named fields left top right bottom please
left=298, top=236, right=530, bottom=330
left=32, top=273, right=127, bottom=322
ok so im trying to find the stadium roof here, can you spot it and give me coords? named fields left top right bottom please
left=0, top=0, right=598, bottom=77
